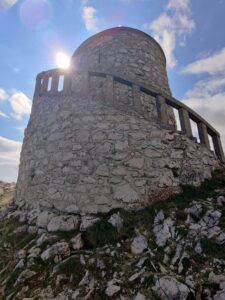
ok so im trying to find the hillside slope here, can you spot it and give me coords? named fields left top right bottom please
left=0, top=170, right=225, bottom=299
left=0, top=181, right=15, bottom=208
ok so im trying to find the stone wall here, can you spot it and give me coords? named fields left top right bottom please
left=72, top=27, right=171, bottom=97
left=15, top=71, right=220, bottom=213
left=15, top=27, right=223, bottom=214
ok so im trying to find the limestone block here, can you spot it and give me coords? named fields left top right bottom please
left=70, top=233, right=84, bottom=250
left=108, top=132, right=123, bottom=140
left=144, top=148, right=161, bottom=158
left=115, top=140, right=129, bottom=151
left=152, top=276, right=190, bottom=300
left=64, top=205, right=80, bottom=215
left=108, top=212, right=123, bottom=230
left=41, top=242, right=70, bottom=260
left=134, top=293, right=146, bottom=300
left=80, top=216, right=100, bottom=231
left=113, top=183, right=139, bottom=203
left=36, top=211, right=56, bottom=228
left=94, top=195, right=110, bottom=205
left=125, top=157, right=144, bottom=169
left=129, top=132, right=147, bottom=140
left=47, top=215, right=80, bottom=232
left=112, top=166, right=127, bottom=176
left=131, top=233, right=148, bottom=255
left=95, top=164, right=110, bottom=177
left=27, top=209, right=40, bottom=225
left=15, top=269, right=36, bottom=286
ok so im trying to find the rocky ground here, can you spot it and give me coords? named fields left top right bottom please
left=0, top=181, right=16, bottom=208
left=0, top=170, right=225, bottom=299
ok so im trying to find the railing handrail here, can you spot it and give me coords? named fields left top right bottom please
left=34, top=68, right=224, bottom=162
left=36, top=68, right=220, bottom=137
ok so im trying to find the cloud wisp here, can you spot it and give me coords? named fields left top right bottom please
left=0, top=111, right=9, bottom=118
left=0, top=0, right=17, bottom=10
left=82, top=5, right=99, bottom=33
left=0, top=88, right=8, bottom=101
left=0, top=136, right=22, bottom=182
left=9, top=92, right=32, bottom=120
left=0, top=135, right=22, bottom=167
left=182, top=46, right=225, bottom=149
left=145, top=0, right=195, bottom=68
left=183, top=47, right=225, bottom=75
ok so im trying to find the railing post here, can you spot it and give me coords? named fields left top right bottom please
left=156, top=94, right=169, bottom=127
left=198, top=122, right=210, bottom=150
left=51, top=73, right=59, bottom=94
left=179, top=108, right=192, bottom=138
left=133, top=84, right=141, bottom=110
left=34, top=74, right=43, bottom=96
left=212, top=135, right=225, bottom=162
left=42, top=75, right=49, bottom=93
left=106, top=75, right=114, bottom=103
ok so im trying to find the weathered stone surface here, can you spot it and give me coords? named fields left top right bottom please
left=108, top=212, right=123, bottom=230
left=36, top=211, right=56, bottom=228
left=95, top=165, right=109, bottom=177
left=134, top=293, right=146, bottom=300
left=36, top=233, right=57, bottom=247
left=105, top=279, right=121, bottom=297
left=41, top=242, right=70, bottom=260
left=0, top=181, right=15, bottom=209
left=153, top=276, right=190, bottom=300
left=113, top=184, right=139, bottom=203
left=153, top=211, right=175, bottom=247
left=80, top=216, right=100, bottom=231
left=70, top=233, right=84, bottom=250
left=63, top=205, right=80, bottom=215
left=15, top=269, right=36, bottom=285
left=131, top=233, right=148, bottom=255
left=125, top=158, right=144, bottom=169
left=47, top=215, right=80, bottom=232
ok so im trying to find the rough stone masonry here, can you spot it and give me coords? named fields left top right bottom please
left=15, top=27, right=224, bottom=214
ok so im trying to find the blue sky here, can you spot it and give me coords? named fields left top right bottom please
left=0, top=0, right=225, bottom=181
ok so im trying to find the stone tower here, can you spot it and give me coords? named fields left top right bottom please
left=15, top=27, right=224, bottom=214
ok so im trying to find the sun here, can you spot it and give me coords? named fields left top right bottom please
left=56, top=52, right=70, bottom=69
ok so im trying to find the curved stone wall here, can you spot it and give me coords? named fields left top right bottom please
left=15, top=27, right=224, bottom=214
left=72, top=27, right=171, bottom=96
left=15, top=71, right=221, bottom=213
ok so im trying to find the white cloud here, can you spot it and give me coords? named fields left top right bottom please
left=183, top=47, right=225, bottom=75
left=82, top=6, right=99, bottom=33
left=9, top=92, right=31, bottom=120
left=144, top=0, right=195, bottom=68
left=0, top=88, right=8, bottom=101
left=183, top=93, right=225, bottom=148
left=167, top=0, right=190, bottom=12
left=182, top=46, right=225, bottom=149
left=0, top=136, right=22, bottom=182
left=182, top=75, right=225, bottom=149
left=0, top=136, right=22, bottom=167
left=0, top=0, right=17, bottom=9
left=186, top=77, right=225, bottom=98
left=0, top=111, right=9, bottom=118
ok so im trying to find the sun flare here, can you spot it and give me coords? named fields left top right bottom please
left=56, top=52, right=70, bottom=69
